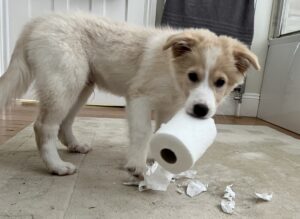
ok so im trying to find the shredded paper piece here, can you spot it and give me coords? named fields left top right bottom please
left=255, top=192, right=273, bottom=201
left=139, top=162, right=174, bottom=191
left=186, top=180, right=208, bottom=197
left=221, top=199, right=236, bottom=214
left=221, top=184, right=236, bottom=214
left=124, top=162, right=202, bottom=192
left=123, top=166, right=273, bottom=214
left=223, top=184, right=236, bottom=200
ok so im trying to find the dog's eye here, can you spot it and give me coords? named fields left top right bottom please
left=214, top=78, right=226, bottom=88
left=188, top=72, right=199, bottom=82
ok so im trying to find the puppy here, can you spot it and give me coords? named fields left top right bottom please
left=0, top=13, right=260, bottom=176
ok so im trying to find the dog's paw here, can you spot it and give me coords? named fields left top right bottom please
left=48, top=161, right=77, bottom=176
left=124, top=160, right=146, bottom=179
left=68, top=143, right=92, bottom=154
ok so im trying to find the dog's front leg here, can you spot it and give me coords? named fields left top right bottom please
left=125, top=96, right=152, bottom=177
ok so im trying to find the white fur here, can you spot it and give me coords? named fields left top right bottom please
left=185, top=47, right=221, bottom=118
left=125, top=97, right=152, bottom=174
left=0, top=13, right=185, bottom=176
left=0, top=13, right=251, bottom=176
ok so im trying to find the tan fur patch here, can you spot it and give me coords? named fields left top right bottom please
left=164, top=30, right=260, bottom=106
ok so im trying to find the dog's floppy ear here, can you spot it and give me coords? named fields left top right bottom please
left=233, top=44, right=261, bottom=74
left=163, top=33, right=196, bottom=57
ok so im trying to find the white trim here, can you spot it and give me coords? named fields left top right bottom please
left=243, top=93, right=260, bottom=99
left=145, top=0, right=157, bottom=27
left=16, top=99, right=39, bottom=104
left=66, top=0, right=70, bottom=11
left=19, top=91, right=260, bottom=116
left=217, top=93, right=260, bottom=117
left=51, top=0, right=55, bottom=11
left=1, top=0, right=9, bottom=75
left=91, top=0, right=104, bottom=15
left=28, top=0, right=32, bottom=18
left=143, top=0, right=149, bottom=26
left=18, top=97, right=126, bottom=107
left=240, top=93, right=260, bottom=117
left=102, top=0, right=106, bottom=17
left=0, top=0, right=4, bottom=74
left=4, top=0, right=9, bottom=69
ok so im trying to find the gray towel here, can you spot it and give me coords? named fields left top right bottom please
left=162, top=0, right=255, bottom=46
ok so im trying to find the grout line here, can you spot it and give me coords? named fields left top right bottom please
left=63, top=153, right=87, bottom=219
left=63, top=130, right=96, bottom=218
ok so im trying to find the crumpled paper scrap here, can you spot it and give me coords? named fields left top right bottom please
left=221, top=184, right=236, bottom=214
left=175, top=172, right=208, bottom=198
left=123, top=162, right=174, bottom=191
left=221, top=199, right=235, bottom=214
left=123, top=162, right=204, bottom=193
left=224, top=184, right=236, bottom=200
left=186, top=180, right=208, bottom=197
left=255, top=192, right=273, bottom=201
left=138, top=162, right=174, bottom=191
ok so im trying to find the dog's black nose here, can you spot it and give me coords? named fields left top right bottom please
left=193, top=104, right=209, bottom=118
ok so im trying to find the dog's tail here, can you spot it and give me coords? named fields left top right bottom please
left=0, top=35, right=34, bottom=108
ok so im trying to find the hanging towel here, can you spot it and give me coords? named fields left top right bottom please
left=161, top=0, right=255, bottom=46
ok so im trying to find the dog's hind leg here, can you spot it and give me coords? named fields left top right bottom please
left=34, top=79, right=89, bottom=175
left=58, top=84, right=94, bottom=153
left=34, top=98, right=77, bottom=175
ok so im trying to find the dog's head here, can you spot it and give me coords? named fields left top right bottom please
left=163, top=29, right=260, bottom=118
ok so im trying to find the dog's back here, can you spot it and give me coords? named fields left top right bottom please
left=0, top=13, right=162, bottom=102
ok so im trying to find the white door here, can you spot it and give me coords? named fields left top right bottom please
left=258, top=37, right=300, bottom=134
left=0, top=0, right=157, bottom=106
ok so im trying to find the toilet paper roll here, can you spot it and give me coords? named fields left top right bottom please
left=150, top=109, right=217, bottom=174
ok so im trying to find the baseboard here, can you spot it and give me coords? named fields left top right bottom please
left=16, top=99, right=38, bottom=105
left=240, top=93, right=260, bottom=117
left=16, top=99, right=125, bottom=108
left=217, top=93, right=260, bottom=117
left=18, top=92, right=261, bottom=117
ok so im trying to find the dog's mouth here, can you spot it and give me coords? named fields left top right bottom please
left=186, top=111, right=212, bottom=120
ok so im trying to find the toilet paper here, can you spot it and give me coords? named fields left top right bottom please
left=149, top=109, right=217, bottom=174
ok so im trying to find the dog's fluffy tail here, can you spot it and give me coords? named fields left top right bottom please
left=0, top=36, right=33, bottom=108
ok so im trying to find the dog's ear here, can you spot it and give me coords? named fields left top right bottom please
left=163, top=33, right=196, bottom=57
left=233, top=44, right=261, bottom=74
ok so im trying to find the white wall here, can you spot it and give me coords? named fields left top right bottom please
left=218, top=0, right=273, bottom=117
left=236, top=0, right=273, bottom=117
left=0, top=0, right=3, bottom=74
left=245, top=0, right=273, bottom=95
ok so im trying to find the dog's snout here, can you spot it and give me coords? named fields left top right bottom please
left=193, top=104, right=209, bottom=118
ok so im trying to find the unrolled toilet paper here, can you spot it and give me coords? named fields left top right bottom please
left=149, top=109, right=217, bottom=174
